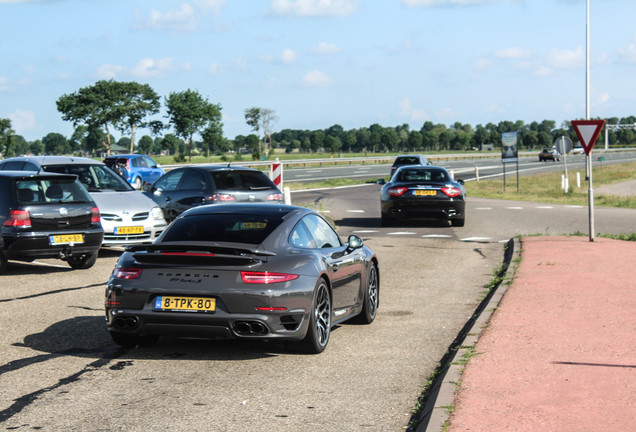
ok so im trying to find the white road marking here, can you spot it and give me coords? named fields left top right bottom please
left=460, top=237, right=491, bottom=242
left=505, top=207, right=524, bottom=210
left=475, top=207, right=492, bottom=210
left=422, top=234, right=453, bottom=238
left=353, top=230, right=379, bottom=233
left=388, top=232, right=416, bottom=235
left=347, top=210, right=365, bottom=213
left=566, top=205, right=585, bottom=208
left=536, top=206, right=554, bottom=209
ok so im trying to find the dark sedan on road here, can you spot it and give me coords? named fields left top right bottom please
left=381, top=165, right=466, bottom=227
left=389, top=154, right=430, bottom=179
left=0, top=171, right=103, bottom=273
left=105, top=204, right=379, bottom=353
left=145, top=165, right=284, bottom=223
left=539, top=149, right=560, bottom=162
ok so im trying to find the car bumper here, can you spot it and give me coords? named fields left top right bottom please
left=2, top=229, right=103, bottom=260
left=101, top=221, right=167, bottom=246
left=382, top=199, right=465, bottom=220
left=105, top=275, right=316, bottom=341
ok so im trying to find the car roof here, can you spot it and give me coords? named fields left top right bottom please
left=176, top=165, right=264, bottom=173
left=1, top=156, right=104, bottom=166
left=181, top=203, right=309, bottom=218
left=0, top=170, right=78, bottom=180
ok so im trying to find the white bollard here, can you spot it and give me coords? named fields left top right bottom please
left=577, top=172, right=581, bottom=188
left=284, top=186, right=291, bottom=205
left=475, top=166, right=479, bottom=181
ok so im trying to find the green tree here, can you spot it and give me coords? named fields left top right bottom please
left=0, top=118, right=15, bottom=157
left=30, top=139, right=44, bottom=155
left=138, top=135, right=154, bottom=154
left=310, top=130, right=325, bottom=153
left=165, top=89, right=222, bottom=162
left=244, top=107, right=278, bottom=157
left=12, top=135, right=29, bottom=155
left=42, top=132, right=69, bottom=155
left=111, top=82, right=161, bottom=152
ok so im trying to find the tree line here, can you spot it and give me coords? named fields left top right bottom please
left=1, top=80, right=635, bottom=160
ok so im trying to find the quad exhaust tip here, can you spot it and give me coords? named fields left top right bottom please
left=234, top=321, right=268, bottom=336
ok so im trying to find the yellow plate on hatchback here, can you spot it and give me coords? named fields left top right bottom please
left=50, top=234, right=84, bottom=245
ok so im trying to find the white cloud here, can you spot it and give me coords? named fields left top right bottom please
left=474, top=58, right=491, bottom=69
left=302, top=70, right=331, bottom=87
left=546, top=46, right=584, bottom=69
left=96, top=58, right=188, bottom=79
left=399, top=98, right=429, bottom=122
left=195, top=0, right=226, bottom=15
left=309, top=42, right=341, bottom=55
left=146, top=3, right=198, bottom=32
left=208, top=62, right=221, bottom=74
left=9, top=109, right=36, bottom=133
left=534, top=66, right=553, bottom=77
left=402, top=0, right=500, bottom=7
left=618, top=34, right=636, bottom=64
left=270, top=0, right=357, bottom=17
left=279, top=48, right=298, bottom=64
left=494, top=47, right=532, bottom=60
left=596, top=93, right=610, bottom=105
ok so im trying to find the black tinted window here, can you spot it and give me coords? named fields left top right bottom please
left=1, top=161, right=26, bottom=170
left=15, top=178, right=93, bottom=204
left=162, top=214, right=283, bottom=244
left=44, top=164, right=132, bottom=191
left=212, top=171, right=275, bottom=191
left=398, top=169, right=447, bottom=182
left=395, top=156, right=420, bottom=165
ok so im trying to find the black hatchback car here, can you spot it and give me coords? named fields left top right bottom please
left=145, top=165, right=284, bottom=223
left=380, top=165, right=466, bottom=227
left=0, top=171, right=103, bottom=273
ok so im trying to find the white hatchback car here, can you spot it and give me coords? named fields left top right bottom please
left=0, top=156, right=167, bottom=247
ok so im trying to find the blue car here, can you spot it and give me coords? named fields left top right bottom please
left=103, top=154, right=165, bottom=189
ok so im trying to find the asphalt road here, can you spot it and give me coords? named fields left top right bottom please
left=1, top=183, right=635, bottom=431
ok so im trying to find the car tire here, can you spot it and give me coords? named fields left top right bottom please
left=451, top=218, right=465, bottom=227
left=134, top=177, right=143, bottom=190
left=354, top=263, right=379, bottom=324
left=0, top=253, right=7, bottom=274
left=380, top=214, right=393, bottom=227
left=67, top=252, right=98, bottom=270
left=110, top=332, right=159, bottom=348
left=299, top=278, right=331, bottom=354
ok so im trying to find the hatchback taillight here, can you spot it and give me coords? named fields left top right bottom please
left=241, top=271, right=299, bottom=284
left=3, top=209, right=31, bottom=227
left=441, top=187, right=462, bottom=197
left=267, top=193, right=284, bottom=201
left=113, top=267, right=142, bottom=279
left=387, top=187, right=408, bottom=197
left=91, top=207, right=101, bottom=223
left=210, top=193, right=235, bottom=202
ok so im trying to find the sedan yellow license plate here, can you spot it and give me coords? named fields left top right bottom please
left=154, top=296, right=216, bottom=312
left=50, top=234, right=84, bottom=245
left=414, top=190, right=437, bottom=196
left=115, top=226, right=144, bottom=235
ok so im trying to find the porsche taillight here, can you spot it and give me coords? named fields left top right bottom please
left=3, top=210, right=31, bottom=227
left=241, top=271, right=299, bottom=284
left=113, top=267, right=142, bottom=279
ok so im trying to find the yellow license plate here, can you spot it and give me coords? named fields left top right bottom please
left=50, top=234, right=84, bottom=245
left=414, top=190, right=436, bottom=196
left=115, top=226, right=144, bottom=235
left=154, top=296, right=216, bottom=312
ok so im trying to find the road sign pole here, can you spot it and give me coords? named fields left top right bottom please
left=588, top=154, right=594, bottom=242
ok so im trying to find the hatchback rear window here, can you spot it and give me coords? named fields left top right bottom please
left=395, top=157, right=421, bottom=165
left=161, top=214, right=284, bottom=244
left=398, top=169, right=448, bottom=182
left=15, top=179, right=94, bottom=204
left=211, top=171, right=276, bottom=191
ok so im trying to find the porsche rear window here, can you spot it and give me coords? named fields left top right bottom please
left=161, top=214, right=284, bottom=244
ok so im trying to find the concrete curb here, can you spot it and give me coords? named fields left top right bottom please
left=411, top=237, right=521, bottom=432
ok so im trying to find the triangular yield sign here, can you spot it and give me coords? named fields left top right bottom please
left=571, top=119, right=605, bottom=155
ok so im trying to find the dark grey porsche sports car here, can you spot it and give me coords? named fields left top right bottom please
left=105, top=203, right=379, bottom=354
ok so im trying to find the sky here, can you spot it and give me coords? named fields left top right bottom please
left=1, top=0, right=635, bottom=143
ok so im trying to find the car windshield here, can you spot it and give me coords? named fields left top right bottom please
left=397, top=168, right=448, bottom=183
left=15, top=178, right=94, bottom=204
left=161, top=214, right=284, bottom=244
left=43, top=164, right=134, bottom=192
